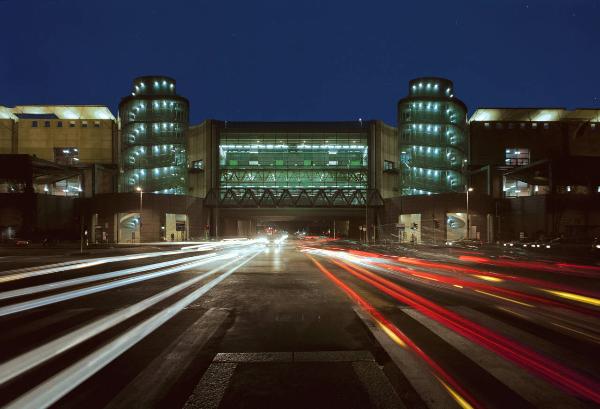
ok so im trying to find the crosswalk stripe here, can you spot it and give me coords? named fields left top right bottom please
left=105, top=308, right=230, bottom=409
left=451, top=306, right=599, bottom=377
left=403, top=308, right=589, bottom=409
left=181, top=362, right=237, bottom=409
left=353, top=306, right=460, bottom=409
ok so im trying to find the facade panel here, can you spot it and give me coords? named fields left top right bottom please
left=219, top=130, right=368, bottom=191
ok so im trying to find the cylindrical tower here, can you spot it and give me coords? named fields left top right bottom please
left=397, top=77, right=467, bottom=195
left=119, top=76, right=189, bottom=194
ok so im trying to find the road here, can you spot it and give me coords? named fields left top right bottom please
left=0, top=239, right=599, bottom=409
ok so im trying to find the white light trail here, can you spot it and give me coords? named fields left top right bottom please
left=0, top=239, right=257, bottom=283
left=0, top=252, right=234, bottom=317
left=0, top=253, right=219, bottom=301
left=3, top=250, right=262, bottom=409
left=0, top=249, right=193, bottom=283
left=0, top=250, right=260, bottom=385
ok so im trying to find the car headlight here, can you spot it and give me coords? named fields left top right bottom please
left=546, top=245, right=551, bottom=248
left=509, top=243, right=513, bottom=247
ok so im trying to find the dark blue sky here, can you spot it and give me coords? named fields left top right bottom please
left=1, top=0, right=599, bottom=124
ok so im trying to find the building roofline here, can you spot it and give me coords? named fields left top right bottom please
left=470, top=107, right=600, bottom=122
left=1, top=105, right=115, bottom=120
left=133, top=75, right=177, bottom=83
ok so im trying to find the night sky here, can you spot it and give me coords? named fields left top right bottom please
left=1, top=0, right=598, bottom=124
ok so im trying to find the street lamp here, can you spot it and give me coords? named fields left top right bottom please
left=466, top=186, right=474, bottom=239
left=136, top=187, right=143, bottom=243
left=365, top=190, right=368, bottom=244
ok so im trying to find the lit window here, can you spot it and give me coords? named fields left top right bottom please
left=532, top=123, right=538, bottom=128
left=591, top=123, right=596, bottom=129
left=94, top=121, right=100, bottom=128
left=484, top=122, right=490, bottom=128
left=191, top=160, right=204, bottom=169
left=543, top=123, right=549, bottom=129
left=69, top=121, right=76, bottom=128
left=505, top=148, right=530, bottom=166
left=384, top=160, right=394, bottom=171
left=81, top=121, right=88, bottom=128
left=249, top=160, right=259, bottom=166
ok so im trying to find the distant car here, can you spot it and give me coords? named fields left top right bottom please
left=445, top=239, right=483, bottom=249
left=14, top=239, right=30, bottom=246
left=540, top=237, right=562, bottom=249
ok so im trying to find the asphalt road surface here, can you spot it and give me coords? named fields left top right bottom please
left=0, top=238, right=598, bottom=409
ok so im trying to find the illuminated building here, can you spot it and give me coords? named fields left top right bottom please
left=187, top=121, right=392, bottom=237
left=397, top=77, right=468, bottom=195
left=469, top=108, right=600, bottom=198
left=0, top=105, right=117, bottom=196
left=119, top=76, right=189, bottom=194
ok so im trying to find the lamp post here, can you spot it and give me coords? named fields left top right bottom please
left=136, top=187, right=143, bottom=243
left=466, top=186, right=473, bottom=239
left=365, top=189, right=368, bottom=244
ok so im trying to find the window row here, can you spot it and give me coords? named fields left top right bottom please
left=31, top=120, right=102, bottom=128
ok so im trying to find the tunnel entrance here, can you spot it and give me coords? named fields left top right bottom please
left=214, top=208, right=375, bottom=240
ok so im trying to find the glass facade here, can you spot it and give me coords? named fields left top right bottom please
left=119, top=76, right=189, bottom=194
left=398, top=77, right=468, bottom=195
left=219, top=132, right=368, bottom=192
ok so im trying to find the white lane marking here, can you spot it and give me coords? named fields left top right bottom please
left=3, top=250, right=261, bottom=409
left=0, top=253, right=218, bottom=301
left=353, top=307, right=459, bottom=409
left=352, top=360, right=406, bottom=409
left=403, top=308, right=589, bottom=409
left=212, top=350, right=375, bottom=363
left=0, top=255, right=248, bottom=385
left=184, top=351, right=403, bottom=409
left=104, top=308, right=230, bottom=409
left=182, top=362, right=237, bottom=409
left=0, top=252, right=232, bottom=317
